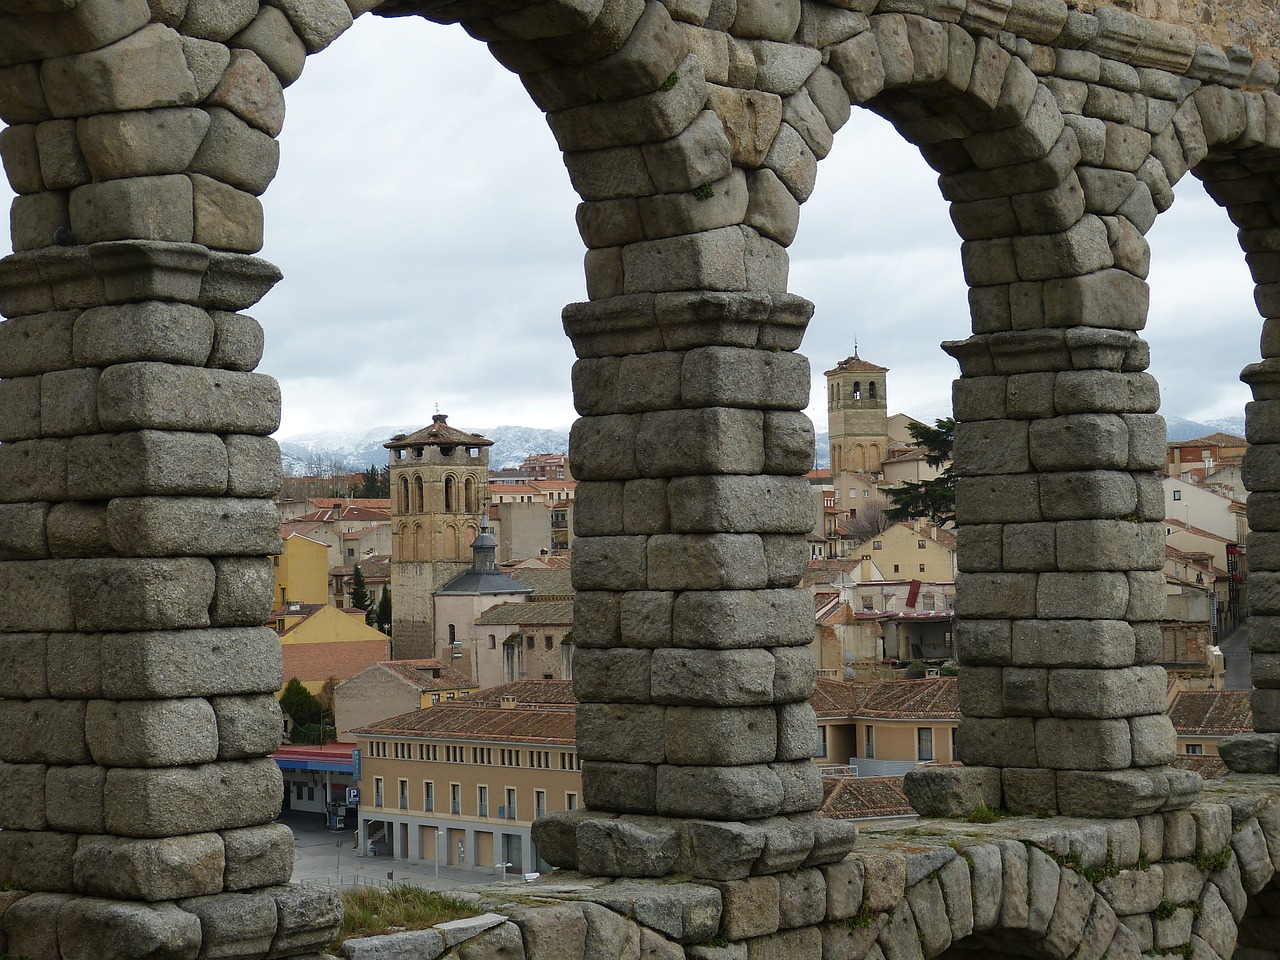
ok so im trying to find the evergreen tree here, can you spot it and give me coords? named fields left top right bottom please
left=360, top=464, right=389, bottom=498
left=884, top=418, right=956, bottom=527
left=280, top=677, right=322, bottom=728
left=349, top=565, right=372, bottom=617
left=374, top=589, right=392, bottom=635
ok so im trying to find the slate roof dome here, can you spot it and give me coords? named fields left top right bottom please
left=436, top=521, right=533, bottom=597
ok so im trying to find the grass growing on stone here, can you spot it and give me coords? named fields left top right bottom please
left=333, top=885, right=479, bottom=945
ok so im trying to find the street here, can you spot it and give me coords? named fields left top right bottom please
left=1221, top=620, right=1250, bottom=691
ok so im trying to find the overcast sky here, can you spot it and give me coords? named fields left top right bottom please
left=0, top=14, right=1262, bottom=439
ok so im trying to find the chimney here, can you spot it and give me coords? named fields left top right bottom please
left=500, top=695, right=518, bottom=709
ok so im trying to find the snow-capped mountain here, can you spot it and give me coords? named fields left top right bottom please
left=278, top=424, right=574, bottom=475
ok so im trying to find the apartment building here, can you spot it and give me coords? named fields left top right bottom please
left=349, top=681, right=579, bottom=875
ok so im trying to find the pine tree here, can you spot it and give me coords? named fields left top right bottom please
left=280, top=677, right=321, bottom=728
left=884, top=418, right=956, bottom=526
left=349, top=565, right=372, bottom=615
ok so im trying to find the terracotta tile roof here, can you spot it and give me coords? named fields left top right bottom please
left=282, top=638, right=390, bottom=686
left=491, top=483, right=543, bottom=494
left=469, top=680, right=577, bottom=707
left=507, top=568, right=574, bottom=599
left=1167, top=690, right=1253, bottom=736
left=1170, top=433, right=1247, bottom=448
left=819, top=776, right=915, bottom=819
left=812, top=676, right=862, bottom=717
left=386, top=415, right=492, bottom=450
left=1170, top=754, right=1230, bottom=781
left=352, top=701, right=575, bottom=744
left=852, top=676, right=960, bottom=720
left=825, top=355, right=889, bottom=375
left=802, top=559, right=862, bottom=587
left=806, top=468, right=832, bottom=481
left=528, top=479, right=577, bottom=491
left=377, top=659, right=479, bottom=692
left=309, top=498, right=393, bottom=510
left=475, top=600, right=573, bottom=627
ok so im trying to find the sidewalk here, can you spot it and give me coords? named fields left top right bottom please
left=283, top=811, right=525, bottom=893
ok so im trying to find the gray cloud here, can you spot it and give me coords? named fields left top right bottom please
left=0, top=15, right=1264, bottom=438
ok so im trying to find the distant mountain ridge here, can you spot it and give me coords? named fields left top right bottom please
left=278, top=414, right=1246, bottom=476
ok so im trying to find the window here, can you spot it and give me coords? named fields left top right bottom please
left=450, top=783, right=461, bottom=815
left=535, top=789, right=547, bottom=818
left=950, top=727, right=957, bottom=761
left=1173, top=490, right=1182, bottom=501
left=1185, top=743, right=1204, bottom=756
left=919, top=564, right=926, bottom=573
left=431, top=693, right=440, bottom=704
left=918, top=540, right=926, bottom=549
left=374, top=777, right=384, bottom=807
left=873, top=541, right=882, bottom=550
left=566, top=792, right=578, bottom=810
left=488, top=634, right=497, bottom=649
left=893, top=564, right=899, bottom=573
left=448, top=624, right=456, bottom=644
left=505, top=788, right=517, bottom=819
left=818, top=725, right=828, bottom=758
left=863, top=489, right=869, bottom=497
left=526, top=634, right=534, bottom=649
left=398, top=779, right=408, bottom=810
left=294, top=783, right=303, bottom=800
left=544, top=635, right=553, bottom=650
left=424, top=781, right=434, bottom=812
left=346, top=548, right=354, bottom=557
left=917, top=728, right=934, bottom=762
left=865, top=726, right=875, bottom=759
left=478, top=785, right=489, bottom=818
left=869, top=381, right=877, bottom=399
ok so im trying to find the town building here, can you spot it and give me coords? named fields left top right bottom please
left=387, top=415, right=491, bottom=658
left=349, top=681, right=579, bottom=874
left=282, top=500, right=392, bottom=570
left=1166, top=432, right=1248, bottom=482
left=472, top=600, right=575, bottom=687
left=335, top=659, right=479, bottom=737
left=433, top=524, right=534, bottom=670
left=1167, top=689, right=1252, bottom=757
left=276, top=604, right=392, bottom=696
left=274, top=532, right=330, bottom=607
left=826, top=350, right=891, bottom=483
left=812, top=676, right=959, bottom=777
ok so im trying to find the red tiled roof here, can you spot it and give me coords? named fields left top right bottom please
left=282, top=639, right=390, bottom=686
left=387, top=416, right=492, bottom=449
left=825, top=356, right=889, bottom=375
left=1167, top=690, right=1252, bottom=737
left=852, top=676, right=960, bottom=720
left=377, top=659, right=479, bottom=692
left=469, top=680, right=577, bottom=707
left=819, top=776, right=915, bottom=819
left=309, top=498, right=393, bottom=510
left=352, top=702, right=575, bottom=744
left=1170, top=754, right=1230, bottom=780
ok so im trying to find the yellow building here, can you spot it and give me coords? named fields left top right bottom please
left=849, top=520, right=957, bottom=583
left=813, top=676, right=959, bottom=775
left=274, top=532, right=329, bottom=607
left=277, top=604, right=392, bottom=696
left=350, top=680, right=579, bottom=875
left=1167, top=689, right=1251, bottom=758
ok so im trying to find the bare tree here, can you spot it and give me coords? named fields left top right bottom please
left=843, top=501, right=893, bottom=546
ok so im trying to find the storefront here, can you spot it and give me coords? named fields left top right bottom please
left=273, top=742, right=360, bottom=830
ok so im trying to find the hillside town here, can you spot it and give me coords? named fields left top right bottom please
left=270, top=349, right=1252, bottom=876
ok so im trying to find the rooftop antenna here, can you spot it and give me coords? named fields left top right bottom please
left=853, top=337, right=859, bottom=360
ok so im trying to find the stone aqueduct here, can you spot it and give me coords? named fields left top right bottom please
left=6, top=0, right=1280, bottom=956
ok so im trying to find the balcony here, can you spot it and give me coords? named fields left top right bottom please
left=498, top=805, right=516, bottom=820
left=399, top=798, right=408, bottom=810
left=535, top=806, right=546, bottom=818
left=451, top=801, right=461, bottom=815
left=478, top=803, right=488, bottom=818
left=425, top=799, right=434, bottom=813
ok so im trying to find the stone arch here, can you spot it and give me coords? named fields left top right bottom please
left=398, top=474, right=410, bottom=514
left=412, top=520, right=426, bottom=560
left=464, top=474, right=479, bottom=513
left=852, top=442, right=866, bottom=472
left=444, top=522, right=460, bottom=558
left=412, top=473, right=424, bottom=514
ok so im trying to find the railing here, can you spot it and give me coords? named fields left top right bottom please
left=374, top=794, right=384, bottom=807
left=499, top=805, right=516, bottom=819
left=451, top=801, right=461, bottom=814
left=478, top=803, right=488, bottom=818
left=399, top=798, right=408, bottom=810
left=535, top=807, right=545, bottom=818
left=425, top=799, right=433, bottom=812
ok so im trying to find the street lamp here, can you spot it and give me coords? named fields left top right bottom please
left=495, top=860, right=512, bottom=879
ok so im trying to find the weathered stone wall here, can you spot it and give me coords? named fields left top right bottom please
left=1076, top=0, right=1280, bottom=64
left=4, top=0, right=1280, bottom=956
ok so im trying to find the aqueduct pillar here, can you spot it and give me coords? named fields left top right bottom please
left=3, top=0, right=1280, bottom=956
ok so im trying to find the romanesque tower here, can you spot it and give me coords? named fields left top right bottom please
left=385, top=414, right=492, bottom=659
left=825, top=349, right=890, bottom=474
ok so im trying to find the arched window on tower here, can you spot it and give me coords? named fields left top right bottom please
left=444, top=475, right=456, bottom=512
left=852, top=381, right=861, bottom=400
left=399, top=476, right=410, bottom=514
left=464, top=475, right=478, bottom=513
left=413, top=475, right=424, bottom=513
left=869, top=381, right=877, bottom=399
